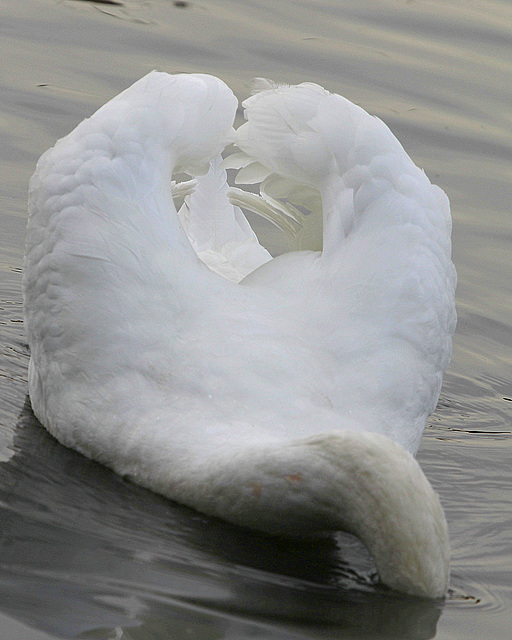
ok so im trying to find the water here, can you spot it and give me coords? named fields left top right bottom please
left=1, top=0, right=511, bottom=637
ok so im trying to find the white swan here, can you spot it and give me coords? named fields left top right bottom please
left=23, top=71, right=456, bottom=598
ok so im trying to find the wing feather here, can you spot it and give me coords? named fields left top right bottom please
left=23, top=72, right=240, bottom=430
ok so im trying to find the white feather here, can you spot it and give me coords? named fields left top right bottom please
left=177, top=155, right=271, bottom=282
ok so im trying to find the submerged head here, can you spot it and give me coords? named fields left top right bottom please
left=304, top=431, right=450, bottom=598
left=343, top=433, right=449, bottom=597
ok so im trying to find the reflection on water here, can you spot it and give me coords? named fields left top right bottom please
left=0, top=401, right=443, bottom=639
left=1, top=0, right=512, bottom=638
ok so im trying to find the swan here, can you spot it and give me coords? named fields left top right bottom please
left=23, top=71, right=456, bottom=598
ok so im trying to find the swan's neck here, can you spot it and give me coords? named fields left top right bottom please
left=170, top=431, right=449, bottom=598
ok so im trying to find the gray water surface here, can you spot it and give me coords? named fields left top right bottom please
left=1, top=1, right=511, bottom=638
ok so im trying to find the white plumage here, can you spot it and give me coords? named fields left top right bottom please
left=23, top=71, right=456, bottom=598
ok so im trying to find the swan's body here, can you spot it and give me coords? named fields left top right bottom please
left=23, top=72, right=456, bottom=598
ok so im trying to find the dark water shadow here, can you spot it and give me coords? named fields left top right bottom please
left=0, top=399, right=444, bottom=639
left=70, top=0, right=124, bottom=5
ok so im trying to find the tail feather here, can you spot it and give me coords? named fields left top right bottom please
left=178, top=155, right=271, bottom=281
left=227, top=187, right=303, bottom=239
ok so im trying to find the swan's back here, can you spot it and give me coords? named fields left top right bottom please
left=24, top=71, right=456, bottom=452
